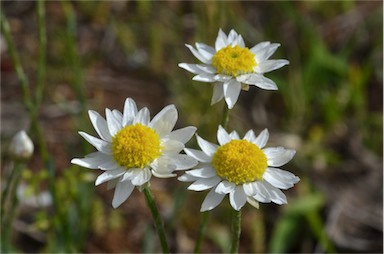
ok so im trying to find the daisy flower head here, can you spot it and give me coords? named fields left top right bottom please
left=178, top=29, right=289, bottom=109
left=178, top=126, right=299, bottom=211
left=71, top=98, right=198, bottom=208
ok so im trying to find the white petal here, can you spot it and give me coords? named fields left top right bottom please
left=149, top=105, right=177, bottom=137
left=71, top=152, right=110, bottom=169
left=227, top=29, right=239, bottom=45
left=246, top=197, right=260, bottom=209
left=229, top=130, right=240, bottom=140
left=162, top=140, right=184, bottom=154
left=112, top=109, right=123, bottom=123
left=131, top=167, right=152, bottom=186
left=186, top=166, right=216, bottom=178
left=178, top=63, right=205, bottom=74
left=112, top=180, right=135, bottom=208
left=250, top=41, right=271, bottom=55
left=254, top=129, right=269, bottom=148
left=178, top=174, right=199, bottom=182
left=211, top=84, right=224, bottom=105
left=201, top=188, right=225, bottom=212
left=215, top=180, right=236, bottom=194
left=122, top=98, right=138, bottom=126
left=263, top=168, right=299, bottom=190
left=237, top=74, right=278, bottom=90
left=243, top=129, right=256, bottom=143
left=185, top=44, right=210, bottom=64
left=98, top=157, right=120, bottom=170
left=121, top=170, right=137, bottom=182
left=196, top=43, right=215, bottom=63
left=215, top=28, right=228, bottom=50
left=255, top=43, right=280, bottom=63
left=196, top=134, right=218, bottom=157
left=152, top=170, right=176, bottom=178
left=169, top=154, right=198, bottom=170
left=79, top=132, right=111, bottom=154
left=95, top=168, right=126, bottom=186
left=223, top=79, right=241, bottom=109
left=88, top=110, right=112, bottom=142
left=184, top=148, right=212, bottom=163
left=253, top=181, right=271, bottom=203
left=217, top=125, right=231, bottom=145
left=262, top=181, right=287, bottom=205
left=214, top=74, right=232, bottom=82
left=196, top=64, right=216, bottom=74
left=235, top=34, right=245, bottom=48
left=150, top=157, right=177, bottom=176
left=106, top=108, right=122, bottom=137
left=264, top=147, right=296, bottom=167
left=243, top=182, right=258, bottom=196
left=229, top=185, right=247, bottom=211
left=164, top=126, right=196, bottom=144
left=193, top=73, right=216, bottom=82
left=133, top=107, right=150, bottom=125
left=255, top=59, right=289, bottom=73
left=188, top=176, right=221, bottom=191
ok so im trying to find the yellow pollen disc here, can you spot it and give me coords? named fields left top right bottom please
left=212, top=45, right=256, bottom=77
left=212, top=140, right=267, bottom=184
left=111, top=124, right=161, bottom=169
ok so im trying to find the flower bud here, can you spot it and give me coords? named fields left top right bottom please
left=9, top=130, right=34, bottom=161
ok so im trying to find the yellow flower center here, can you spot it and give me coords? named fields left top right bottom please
left=212, top=45, right=256, bottom=77
left=212, top=140, right=267, bottom=184
left=111, top=124, right=161, bottom=169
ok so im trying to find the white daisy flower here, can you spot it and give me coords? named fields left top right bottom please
left=178, top=125, right=299, bottom=211
left=178, top=28, right=289, bottom=109
left=71, top=98, right=198, bottom=208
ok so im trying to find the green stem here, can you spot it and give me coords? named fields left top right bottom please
left=143, top=185, right=170, bottom=253
left=1, top=10, right=33, bottom=112
left=35, top=0, right=46, bottom=106
left=221, top=103, right=230, bottom=128
left=193, top=211, right=210, bottom=253
left=230, top=209, right=241, bottom=253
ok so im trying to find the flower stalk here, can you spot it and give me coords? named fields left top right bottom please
left=143, top=184, right=170, bottom=253
left=230, top=209, right=242, bottom=253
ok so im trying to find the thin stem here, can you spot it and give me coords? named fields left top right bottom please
left=230, top=209, right=242, bottom=254
left=143, top=185, right=170, bottom=253
left=35, top=0, right=46, bottom=106
left=221, top=103, right=230, bottom=128
left=1, top=10, right=33, bottom=112
left=193, top=211, right=210, bottom=253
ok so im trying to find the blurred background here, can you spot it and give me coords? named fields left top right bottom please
left=1, top=1, right=382, bottom=253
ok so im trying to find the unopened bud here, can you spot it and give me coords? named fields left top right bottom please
left=9, top=130, right=34, bottom=161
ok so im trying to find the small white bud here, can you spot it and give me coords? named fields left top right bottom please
left=9, top=130, right=34, bottom=161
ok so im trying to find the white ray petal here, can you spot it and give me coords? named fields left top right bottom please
left=95, top=168, right=126, bottom=186
left=196, top=134, right=218, bottom=157
left=193, top=73, right=216, bottom=82
left=186, top=166, right=216, bottom=178
left=215, top=28, right=228, bottom=50
left=255, top=59, right=289, bottom=73
left=149, top=105, right=177, bottom=137
left=131, top=167, right=152, bottom=186
left=185, top=44, right=209, bottom=64
left=223, top=79, right=241, bottom=109
left=133, top=107, right=150, bottom=125
left=237, top=74, right=278, bottom=90
left=184, top=148, right=212, bottom=163
left=264, top=147, right=296, bottom=167
left=106, top=108, right=122, bottom=137
left=201, top=188, right=225, bottom=212
left=178, top=63, right=205, bottom=74
left=254, top=129, right=269, bottom=148
left=169, top=154, right=198, bottom=170
left=188, top=176, right=221, bottom=191
left=211, top=84, right=224, bottom=105
left=178, top=174, right=200, bottom=182
left=164, top=126, right=196, bottom=144
left=71, top=152, right=110, bottom=169
left=217, top=125, right=231, bottom=145
left=112, top=180, right=135, bottom=208
left=229, top=185, right=247, bottom=210
left=88, top=110, right=112, bottom=142
left=79, top=132, right=111, bottom=154
left=122, top=98, right=138, bottom=126
left=215, top=180, right=236, bottom=194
